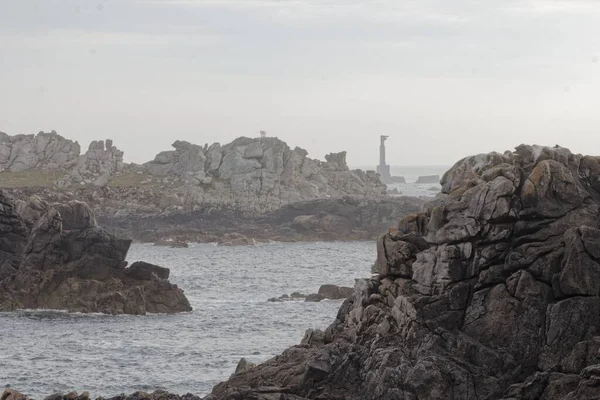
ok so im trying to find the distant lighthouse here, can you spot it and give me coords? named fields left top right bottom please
left=377, top=135, right=392, bottom=183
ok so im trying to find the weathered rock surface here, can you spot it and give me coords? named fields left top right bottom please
left=142, top=136, right=386, bottom=214
left=64, top=140, right=124, bottom=187
left=1, top=132, right=388, bottom=215
left=154, top=239, right=189, bottom=248
left=0, top=190, right=191, bottom=315
left=206, top=144, right=600, bottom=400
left=0, top=131, right=80, bottom=172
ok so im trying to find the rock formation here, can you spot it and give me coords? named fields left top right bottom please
left=143, top=136, right=386, bottom=213
left=415, top=174, right=440, bottom=184
left=64, top=139, right=125, bottom=187
left=268, top=285, right=354, bottom=303
left=1, top=131, right=390, bottom=216
left=0, top=131, right=80, bottom=172
left=205, top=144, right=600, bottom=400
left=0, top=190, right=191, bottom=314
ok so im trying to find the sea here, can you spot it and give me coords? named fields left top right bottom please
left=386, top=165, right=448, bottom=197
left=0, top=242, right=376, bottom=399
left=0, top=167, right=448, bottom=399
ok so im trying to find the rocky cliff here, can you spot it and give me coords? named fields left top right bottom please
left=204, top=144, right=600, bottom=400
left=0, top=131, right=80, bottom=172
left=0, top=190, right=191, bottom=314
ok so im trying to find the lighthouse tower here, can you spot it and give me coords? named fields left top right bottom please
left=376, top=135, right=392, bottom=183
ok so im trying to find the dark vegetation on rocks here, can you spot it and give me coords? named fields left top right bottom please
left=0, top=190, right=191, bottom=314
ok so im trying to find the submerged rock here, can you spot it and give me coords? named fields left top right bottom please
left=317, top=284, right=353, bottom=300
left=0, top=190, right=191, bottom=315
left=207, top=144, right=600, bottom=399
left=153, top=239, right=189, bottom=248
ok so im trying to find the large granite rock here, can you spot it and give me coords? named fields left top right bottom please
left=0, top=190, right=191, bottom=315
left=143, top=136, right=386, bottom=213
left=206, top=144, right=600, bottom=400
left=0, top=131, right=80, bottom=172
left=65, top=139, right=124, bottom=187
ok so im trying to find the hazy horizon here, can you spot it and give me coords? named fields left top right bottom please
left=2, top=0, right=600, bottom=166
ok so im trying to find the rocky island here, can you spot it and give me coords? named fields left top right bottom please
left=0, top=131, right=427, bottom=244
left=0, top=190, right=191, bottom=314
left=5, top=143, right=600, bottom=399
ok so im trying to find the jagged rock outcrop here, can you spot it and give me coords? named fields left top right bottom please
left=0, top=191, right=29, bottom=281
left=1, top=131, right=388, bottom=215
left=143, top=136, right=386, bottom=213
left=62, top=139, right=124, bottom=187
left=0, top=190, right=191, bottom=314
left=206, top=144, right=600, bottom=400
left=0, top=131, right=80, bottom=172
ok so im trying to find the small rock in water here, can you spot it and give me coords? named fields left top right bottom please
left=304, top=293, right=325, bottom=302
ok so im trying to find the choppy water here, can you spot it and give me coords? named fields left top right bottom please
left=0, top=241, right=375, bottom=399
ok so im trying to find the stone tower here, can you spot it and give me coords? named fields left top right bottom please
left=377, top=135, right=391, bottom=183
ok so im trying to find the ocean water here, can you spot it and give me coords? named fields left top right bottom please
left=354, top=165, right=449, bottom=197
left=0, top=241, right=376, bottom=399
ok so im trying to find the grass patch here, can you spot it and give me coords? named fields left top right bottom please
left=0, top=171, right=62, bottom=188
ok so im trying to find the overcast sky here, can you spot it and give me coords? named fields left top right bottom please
left=1, top=0, right=600, bottom=167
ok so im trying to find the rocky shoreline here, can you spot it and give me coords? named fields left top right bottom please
left=0, top=190, right=191, bottom=314
left=3, top=188, right=428, bottom=244
left=8, top=143, right=600, bottom=398
left=200, top=144, right=600, bottom=400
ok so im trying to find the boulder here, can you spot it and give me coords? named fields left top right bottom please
left=0, top=131, right=80, bottom=173
left=305, top=293, right=326, bottom=302
left=125, top=261, right=170, bottom=281
left=154, top=239, right=189, bottom=248
left=317, top=284, right=353, bottom=299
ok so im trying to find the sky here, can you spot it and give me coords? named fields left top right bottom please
left=1, top=0, right=600, bottom=167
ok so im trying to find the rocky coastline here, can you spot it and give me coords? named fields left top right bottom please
left=6, top=143, right=600, bottom=399
left=200, top=144, right=600, bottom=400
left=1, top=131, right=432, bottom=244
left=2, top=188, right=427, bottom=244
left=1, top=131, right=387, bottom=212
